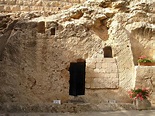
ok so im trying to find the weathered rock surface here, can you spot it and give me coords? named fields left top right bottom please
left=0, top=0, right=154, bottom=112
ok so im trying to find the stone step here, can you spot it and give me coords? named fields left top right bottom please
left=0, top=103, right=137, bottom=112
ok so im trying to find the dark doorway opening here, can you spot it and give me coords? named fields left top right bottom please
left=0, top=55, right=2, bottom=61
left=69, top=60, right=86, bottom=96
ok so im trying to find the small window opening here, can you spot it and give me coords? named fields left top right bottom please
left=0, top=55, right=3, bottom=61
left=37, top=21, right=45, bottom=33
left=103, top=46, right=112, bottom=58
left=50, top=28, right=55, bottom=35
left=0, top=52, right=4, bottom=61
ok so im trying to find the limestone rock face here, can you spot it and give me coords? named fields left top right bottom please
left=0, top=0, right=154, bottom=111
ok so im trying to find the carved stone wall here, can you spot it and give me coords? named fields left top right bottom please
left=0, top=0, right=154, bottom=112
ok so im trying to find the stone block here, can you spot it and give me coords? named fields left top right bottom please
left=0, top=5, right=4, bottom=11
left=112, top=1, right=126, bottom=8
left=152, top=78, right=155, bottom=86
left=96, top=54, right=103, bottom=58
left=88, top=62, right=96, bottom=69
left=111, top=64, right=118, bottom=73
left=101, top=63, right=108, bottom=69
left=94, top=68, right=100, bottom=73
left=4, top=6, right=11, bottom=12
left=86, top=67, right=94, bottom=72
left=7, top=0, right=16, bottom=5
left=86, top=72, right=93, bottom=78
left=102, top=58, right=116, bottom=63
left=93, top=72, right=104, bottom=78
left=90, top=73, right=118, bottom=88
left=85, top=77, right=92, bottom=88
left=96, top=62, right=102, bottom=69
left=101, top=63, right=117, bottom=73
left=36, top=6, right=43, bottom=11
left=20, top=6, right=29, bottom=11
left=11, top=5, right=20, bottom=11
left=45, top=7, right=51, bottom=11
left=94, top=58, right=103, bottom=62
left=86, top=58, right=92, bottom=63
left=85, top=82, right=91, bottom=88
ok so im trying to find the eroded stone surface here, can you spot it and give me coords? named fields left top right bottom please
left=0, top=0, right=154, bottom=112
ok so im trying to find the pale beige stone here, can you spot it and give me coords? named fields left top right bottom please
left=112, top=1, right=126, bottom=8
left=0, top=5, right=4, bottom=11
left=0, top=0, right=154, bottom=111
left=11, top=5, right=20, bottom=11
left=4, top=6, right=11, bottom=12
left=91, top=73, right=118, bottom=88
left=20, top=6, right=30, bottom=11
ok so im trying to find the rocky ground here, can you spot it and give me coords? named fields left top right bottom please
left=1, top=110, right=155, bottom=116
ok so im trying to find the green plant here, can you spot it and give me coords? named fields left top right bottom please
left=128, top=88, right=150, bottom=100
left=137, top=55, right=153, bottom=63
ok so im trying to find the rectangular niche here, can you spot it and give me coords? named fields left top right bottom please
left=50, top=27, right=55, bottom=35
left=103, top=46, right=113, bottom=58
left=37, top=21, right=45, bottom=33
left=0, top=55, right=2, bottom=61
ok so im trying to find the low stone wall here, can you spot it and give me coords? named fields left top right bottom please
left=135, top=66, right=155, bottom=104
left=0, top=0, right=86, bottom=12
